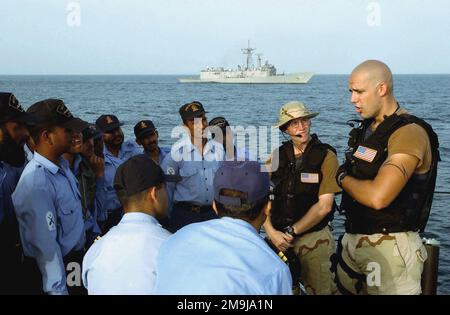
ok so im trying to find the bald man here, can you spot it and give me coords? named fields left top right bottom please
left=334, top=60, right=440, bottom=295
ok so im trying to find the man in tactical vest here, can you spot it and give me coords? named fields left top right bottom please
left=335, top=60, right=440, bottom=295
left=264, top=101, right=341, bottom=295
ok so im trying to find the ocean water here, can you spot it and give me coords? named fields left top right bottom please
left=1, top=74, right=449, bottom=294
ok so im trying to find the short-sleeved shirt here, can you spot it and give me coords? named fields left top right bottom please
left=370, top=107, right=432, bottom=174
left=318, top=150, right=342, bottom=196
left=161, top=137, right=224, bottom=211
left=12, top=152, right=85, bottom=295
left=388, top=116, right=431, bottom=174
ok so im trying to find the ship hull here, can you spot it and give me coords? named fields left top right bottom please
left=178, top=72, right=314, bottom=84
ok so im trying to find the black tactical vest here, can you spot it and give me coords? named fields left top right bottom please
left=341, top=113, right=440, bottom=234
left=271, top=134, right=336, bottom=234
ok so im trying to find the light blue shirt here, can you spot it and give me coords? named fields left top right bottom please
left=140, top=145, right=171, bottom=165
left=159, top=146, right=171, bottom=165
left=82, top=212, right=171, bottom=295
left=102, top=140, right=142, bottom=213
left=153, top=146, right=171, bottom=165
left=24, top=143, right=34, bottom=164
left=154, top=217, right=293, bottom=295
left=161, top=137, right=224, bottom=213
left=12, top=152, right=85, bottom=295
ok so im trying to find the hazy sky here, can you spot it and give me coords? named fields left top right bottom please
left=1, top=0, right=449, bottom=74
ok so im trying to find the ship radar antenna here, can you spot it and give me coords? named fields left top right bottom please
left=241, top=40, right=256, bottom=70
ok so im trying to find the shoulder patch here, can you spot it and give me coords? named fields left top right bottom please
left=46, top=212, right=56, bottom=231
left=166, top=167, right=175, bottom=175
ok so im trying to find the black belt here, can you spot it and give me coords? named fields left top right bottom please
left=345, top=220, right=410, bottom=234
left=175, top=202, right=212, bottom=213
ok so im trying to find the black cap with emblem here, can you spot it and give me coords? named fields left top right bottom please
left=134, top=120, right=156, bottom=139
left=179, top=101, right=208, bottom=120
left=96, top=114, right=124, bottom=133
left=0, top=92, right=31, bottom=123
left=26, top=99, right=86, bottom=131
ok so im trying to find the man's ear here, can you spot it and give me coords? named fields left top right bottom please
left=378, top=81, right=388, bottom=97
left=212, top=200, right=219, bottom=215
left=148, top=186, right=157, bottom=202
left=42, top=130, right=52, bottom=145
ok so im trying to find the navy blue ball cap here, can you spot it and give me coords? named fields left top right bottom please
left=114, top=154, right=178, bottom=198
left=96, top=114, right=124, bottom=133
left=26, top=98, right=86, bottom=131
left=179, top=101, right=208, bottom=120
left=134, top=120, right=156, bottom=139
left=0, top=92, right=30, bottom=123
left=214, top=161, right=270, bottom=206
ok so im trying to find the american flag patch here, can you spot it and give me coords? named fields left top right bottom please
left=300, top=173, right=319, bottom=184
left=353, top=145, right=377, bottom=162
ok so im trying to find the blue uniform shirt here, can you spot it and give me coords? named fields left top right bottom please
left=0, top=163, right=5, bottom=224
left=82, top=212, right=171, bottom=294
left=157, top=146, right=171, bottom=165
left=24, top=143, right=34, bottom=164
left=102, top=140, right=142, bottom=213
left=154, top=217, right=293, bottom=295
left=0, top=161, right=22, bottom=224
left=161, top=137, right=224, bottom=213
left=12, top=152, right=85, bottom=295
left=140, top=145, right=170, bottom=165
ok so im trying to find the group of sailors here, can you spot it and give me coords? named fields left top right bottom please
left=0, top=59, right=440, bottom=295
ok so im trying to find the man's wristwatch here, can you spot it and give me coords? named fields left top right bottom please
left=336, top=170, right=348, bottom=188
left=284, top=225, right=297, bottom=237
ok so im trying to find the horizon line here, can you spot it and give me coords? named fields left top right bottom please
left=1, top=73, right=450, bottom=76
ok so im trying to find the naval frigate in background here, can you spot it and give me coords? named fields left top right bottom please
left=178, top=41, right=314, bottom=84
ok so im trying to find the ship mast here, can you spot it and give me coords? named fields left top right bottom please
left=241, top=40, right=256, bottom=70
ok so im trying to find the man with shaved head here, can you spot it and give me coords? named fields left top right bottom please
left=334, top=60, right=440, bottom=295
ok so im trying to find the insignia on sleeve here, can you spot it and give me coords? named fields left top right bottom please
left=46, top=212, right=56, bottom=231
left=166, top=167, right=175, bottom=175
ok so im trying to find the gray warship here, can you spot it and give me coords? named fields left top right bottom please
left=178, top=41, right=313, bottom=84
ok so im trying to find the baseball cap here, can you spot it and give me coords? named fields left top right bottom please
left=134, top=120, right=156, bottom=139
left=114, top=154, right=175, bottom=198
left=26, top=99, right=86, bottom=131
left=0, top=92, right=31, bottom=123
left=213, top=161, right=270, bottom=207
left=179, top=101, right=208, bottom=120
left=96, top=115, right=124, bottom=133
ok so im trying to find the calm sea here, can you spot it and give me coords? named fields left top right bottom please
left=1, top=74, right=449, bottom=294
